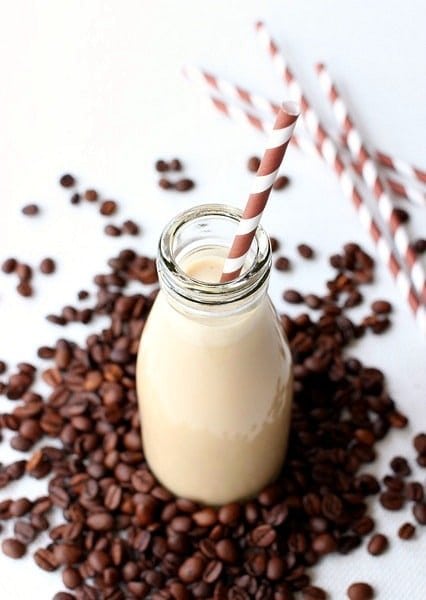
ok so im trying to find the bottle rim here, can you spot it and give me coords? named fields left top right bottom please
left=157, top=203, right=272, bottom=307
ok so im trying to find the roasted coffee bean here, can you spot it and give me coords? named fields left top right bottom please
left=86, top=512, right=114, bottom=531
left=100, top=200, right=118, bottom=216
left=2, top=257, right=17, bottom=273
left=159, top=178, right=173, bottom=190
left=39, top=257, right=56, bottom=274
left=274, top=256, right=291, bottom=271
left=367, top=533, right=388, bottom=555
left=413, top=238, right=426, bottom=254
left=122, top=220, right=140, bottom=235
left=297, top=243, right=314, bottom=259
left=22, top=204, right=39, bottom=216
left=14, top=521, right=37, bottom=544
left=215, top=539, right=238, bottom=563
left=413, top=433, right=426, bottom=455
left=178, top=556, right=204, bottom=583
left=283, top=289, right=303, bottom=304
left=371, top=300, right=391, bottom=314
left=70, top=193, right=80, bottom=204
left=16, top=263, right=32, bottom=280
left=390, top=456, right=411, bottom=476
left=412, top=502, right=426, bottom=525
left=155, top=159, right=169, bottom=172
left=251, top=524, right=276, bottom=547
left=59, top=174, right=76, bottom=188
left=394, top=207, right=409, bottom=223
left=53, top=593, right=74, bottom=600
left=379, top=491, right=404, bottom=511
left=405, top=482, right=424, bottom=502
left=1, top=537, right=26, bottom=558
left=247, top=156, right=260, bottom=172
left=170, top=158, right=182, bottom=171
left=203, top=559, right=222, bottom=583
left=17, top=281, right=33, bottom=297
left=10, top=498, right=33, bottom=517
left=104, top=224, right=122, bottom=237
left=302, top=586, right=327, bottom=600
left=398, top=522, right=415, bottom=540
left=273, top=175, right=290, bottom=190
left=312, top=533, right=336, bottom=555
left=84, top=189, right=98, bottom=202
left=269, top=237, right=280, bottom=253
left=347, top=582, right=374, bottom=600
left=53, top=543, right=83, bottom=565
left=174, top=178, right=195, bottom=192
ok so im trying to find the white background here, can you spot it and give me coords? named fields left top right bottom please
left=0, top=1, right=426, bottom=598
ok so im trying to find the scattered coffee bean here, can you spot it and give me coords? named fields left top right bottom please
left=394, top=207, right=409, bottom=223
left=270, top=237, right=280, bottom=252
left=413, top=433, right=426, bottom=455
left=100, top=200, right=118, bottom=216
left=1, top=538, right=26, bottom=559
left=175, top=178, right=194, bottom=192
left=304, top=294, right=322, bottom=309
left=1, top=258, right=17, bottom=274
left=302, top=585, right=327, bottom=599
left=371, top=300, right=392, bottom=315
left=158, top=177, right=173, bottom=189
left=122, top=220, right=140, bottom=235
left=104, top=224, right=122, bottom=237
left=16, top=263, right=32, bottom=281
left=247, top=155, right=260, bottom=172
left=17, top=281, right=33, bottom=298
left=274, top=256, right=291, bottom=272
left=0, top=360, right=7, bottom=374
left=70, top=193, right=80, bottom=205
left=22, top=204, right=39, bottom=216
left=84, top=189, right=98, bottom=202
left=170, top=158, right=182, bottom=171
left=77, top=290, right=89, bottom=300
left=155, top=159, right=169, bottom=172
left=398, top=522, right=415, bottom=540
left=390, top=456, right=411, bottom=477
left=273, top=175, right=290, bottom=190
left=297, top=243, right=315, bottom=259
left=40, top=258, right=56, bottom=275
left=367, top=533, right=388, bottom=555
left=405, top=482, right=423, bottom=502
left=347, top=582, right=374, bottom=600
left=283, top=289, right=303, bottom=303
left=413, top=238, right=426, bottom=254
left=59, top=174, right=75, bottom=188
left=412, top=502, right=426, bottom=525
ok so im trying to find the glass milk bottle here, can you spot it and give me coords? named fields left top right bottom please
left=136, top=205, right=293, bottom=505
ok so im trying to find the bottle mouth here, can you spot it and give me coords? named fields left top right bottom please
left=158, top=204, right=272, bottom=307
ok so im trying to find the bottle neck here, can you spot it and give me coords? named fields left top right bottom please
left=157, top=204, right=272, bottom=319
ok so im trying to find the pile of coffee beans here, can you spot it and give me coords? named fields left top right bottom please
left=0, top=179, right=425, bottom=599
left=155, top=159, right=195, bottom=192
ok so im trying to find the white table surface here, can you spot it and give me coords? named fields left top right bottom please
left=0, top=1, right=425, bottom=598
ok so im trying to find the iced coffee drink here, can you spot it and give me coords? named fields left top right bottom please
left=136, top=205, right=293, bottom=505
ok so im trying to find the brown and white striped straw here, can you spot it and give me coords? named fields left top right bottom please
left=184, top=65, right=426, bottom=206
left=316, top=62, right=426, bottom=303
left=220, top=101, right=300, bottom=282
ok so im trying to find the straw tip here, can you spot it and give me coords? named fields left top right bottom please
left=281, top=100, right=300, bottom=117
left=315, top=63, right=325, bottom=73
left=254, top=21, right=264, bottom=30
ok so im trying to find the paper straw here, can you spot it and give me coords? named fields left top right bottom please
left=316, top=63, right=426, bottom=302
left=184, top=65, right=426, bottom=206
left=220, top=102, right=300, bottom=282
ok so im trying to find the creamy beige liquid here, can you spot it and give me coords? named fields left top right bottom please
left=136, top=252, right=292, bottom=505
